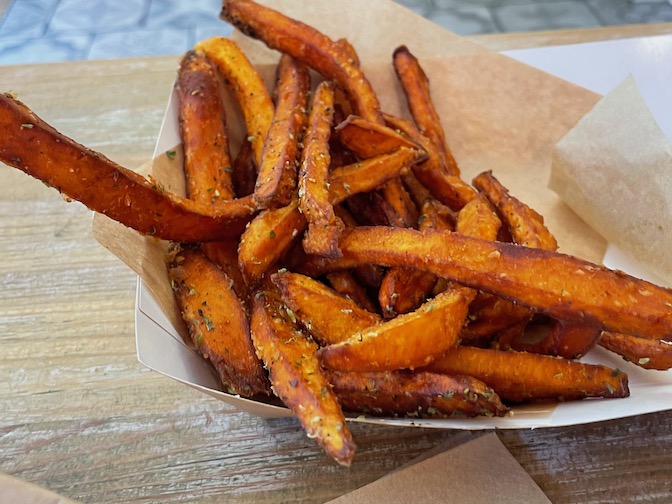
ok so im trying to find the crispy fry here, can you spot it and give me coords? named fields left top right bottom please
left=599, top=332, right=672, bottom=370
left=272, top=271, right=380, bottom=346
left=473, top=171, right=557, bottom=250
left=220, top=0, right=383, bottom=124
left=455, top=192, right=501, bottom=241
left=299, top=81, right=344, bottom=257
left=168, top=246, right=269, bottom=396
left=379, top=267, right=439, bottom=318
left=0, top=93, right=256, bottom=241
left=200, top=239, right=248, bottom=299
left=177, top=50, right=235, bottom=203
left=231, top=138, right=257, bottom=197
left=393, top=45, right=459, bottom=176
left=254, top=54, right=311, bottom=208
left=239, top=147, right=425, bottom=284
left=325, top=370, right=508, bottom=418
left=318, top=286, right=475, bottom=372
left=304, top=227, right=672, bottom=341
left=195, top=36, right=274, bottom=167
left=334, top=115, right=420, bottom=159
left=424, top=345, right=629, bottom=403
left=250, top=286, right=356, bottom=466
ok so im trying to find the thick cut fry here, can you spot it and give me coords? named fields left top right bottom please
left=220, top=0, right=383, bottom=124
left=200, top=239, right=248, bottom=300
left=424, top=345, right=629, bottom=403
left=238, top=147, right=425, bottom=284
left=318, top=286, right=476, bottom=372
left=0, top=93, right=256, bottom=242
left=325, top=370, right=508, bottom=418
left=177, top=50, right=235, bottom=203
left=299, top=81, right=344, bottom=257
left=334, top=115, right=421, bottom=159
left=473, top=171, right=557, bottom=250
left=600, top=332, right=672, bottom=370
left=455, top=192, right=501, bottom=241
left=254, top=54, right=311, bottom=208
left=379, top=267, right=439, bottom=318
left=272, top=271, right=380, bottom=346
left=195, top=36, right=274, bottom=167
left=393, top=45, right=459, bottom=176
left=250, top=287, right=356, bottom=466
left=232, top=138, right=257, bottom=197
left=168, top=246, right=269, bottom=396
left=301, top=227, right=672, bottom=341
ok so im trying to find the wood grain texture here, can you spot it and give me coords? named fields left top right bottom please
left=1, top=28, right=672, bottom=502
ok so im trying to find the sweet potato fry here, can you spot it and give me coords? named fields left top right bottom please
left=168, top=246, right=269, bottom=396
left=378, top=267, right=439, bottom=318
left=424, top=345, right=629, bottom=403
left=393, top=45, right=460, bottom=176
left=325, top=370, right=508, bottom=418
left=232, top=138, right=257, bottom=197
left=250, top=286, right=356, bottom=466
left=220, top=0, right=383, bottom=124
left=0, top=93, right=256, bottom=242
left=239, top=147, right=425, bottom=284
left=455, top=192, right=501, bottom=241
left=195, top=36, right=274, bottom=167
left=302, top=227, right=672, bottom=341
left=272, top=270, right=380, bottom=345
left=177, top=50, right=235, bottom=203
left=253, top=54, right=311, bottom=208
left=334, top=115, right=420, bottom=159
left=473, top=170, right=557, bottom=250
left=599, top=332, right=672, bottom=370
left=318, top=286, right=475, bottom=372
left=299, top=81, right=344, bottom=257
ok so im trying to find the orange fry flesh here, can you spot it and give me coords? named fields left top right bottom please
left=334, top=115, right=421, bottom=159
left=318, top=286, right=476, bottom=372
left=600, top=332, right=672, bottom=370
left=168, top=246, right=269, bottom=396
left=272, top=271, right=380, bottom=346
left=314, top=227, right=672, bottom=341
left=326, top=370, right=508, bottom=418
left=250, top=287, right=356, bottom=466
left=0, top=93, right=256, bottom=242
left=220, top=0, right=383, bottom=124
left=195, top=36, right=274, bottom=167
left=253, top=54, right=311, bottom=208
left=425, top=345, right=629, bottom=403
left=392, top=45, right=460, bottom=176
left=299, top=81, right=344, bottom=257
left=177, top=50, right=235, bottom=203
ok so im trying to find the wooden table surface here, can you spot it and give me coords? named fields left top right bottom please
left=1, top=23, right=672, bottom=503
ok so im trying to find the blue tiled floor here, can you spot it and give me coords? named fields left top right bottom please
left=1, top=0, right=672, bottom=65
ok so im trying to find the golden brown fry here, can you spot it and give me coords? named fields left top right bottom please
left=455, top=192, right=501, bottom=241
left=220, top=0, right=383, bottom=123
left=318, top=286, right=475, bottom=372
left=231, top=138, right=257, bottom=197
left=253, top=54, right=311, bottom=208
left=200, top=239, right=248, bottom=300
left=599, top=332, right=672, bottom=370
left=168, top=246, right=269, bottom=396
left=272, top=270, right=380, bottom=346
left=334, top=115, right=420, bottom=159
left=195, top=36, right=274, bottom=167
left=303, top=227, right=672, bottom=341
left=239, top=147, right=425, bottom=284
left=424, top=345, right=629, bottom=403
left=299, top=81, right=345, bottom=257
left=250, top=286, right=356, bottom=466
left=379, top=267, right=439, bottom=318
left=0, top=93, right=256, bottom=242
left=325, top=370, right=508, bottom=418
left=393, top=45, right=459, bottom=176
left=473, top=170, right=557, bottom=250
left=177, top=50, right=235, bottom=203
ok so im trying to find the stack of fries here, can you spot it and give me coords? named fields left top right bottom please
left=1, top=0, right=671, bottom=466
